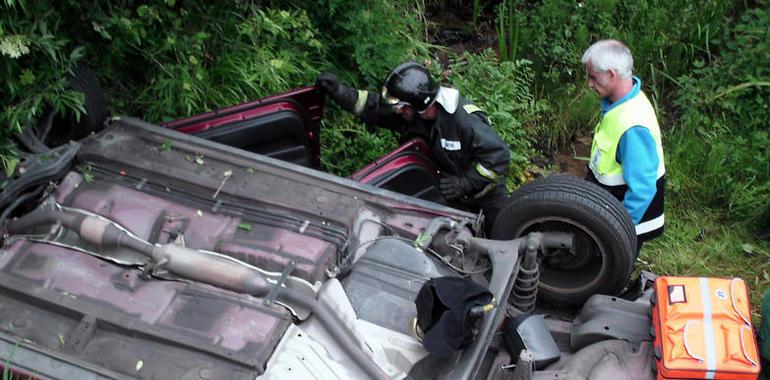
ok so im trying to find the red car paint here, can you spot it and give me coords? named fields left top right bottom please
left=350, top=138, right=439, bottom=184
left=162, top=86, right=324, bottom=168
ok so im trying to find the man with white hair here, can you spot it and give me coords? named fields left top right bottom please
left=581, top=39, right=665, bottom=245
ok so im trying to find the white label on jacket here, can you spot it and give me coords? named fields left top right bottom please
left=440, top=139, right=461, bottom=151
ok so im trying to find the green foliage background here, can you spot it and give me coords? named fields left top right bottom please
left=1, top=0, right=541, bottom=184
left=2, top=0, right=768, bottom=301
left=504, top=0, right=769, bottom=227
left=499, top=0, right=770, bottom=308
left=446, top=50, right=548, bottom=184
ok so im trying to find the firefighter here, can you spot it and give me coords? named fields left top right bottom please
left=316, top=62, right=510, bottom=234
left=581, top=40, right=665, bottom=245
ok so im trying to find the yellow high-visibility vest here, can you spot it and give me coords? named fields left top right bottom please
left=589, top=91, right=665, bottom=186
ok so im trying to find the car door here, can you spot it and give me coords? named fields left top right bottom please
left=350, top=138, right=447, bottom=205
left=162, top=86, right=323, bottom=169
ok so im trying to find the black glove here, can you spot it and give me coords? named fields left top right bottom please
left=315, top=72, right=357, bottom=111
left=439, top=175, right=474, bottom=200
left=316, top=72, right=340, bottom=95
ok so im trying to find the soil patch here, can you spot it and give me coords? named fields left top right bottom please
left=554, top=133, right=591, bottom=177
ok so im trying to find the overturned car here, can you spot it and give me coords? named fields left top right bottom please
left=1, top=84, right=759, bottom=379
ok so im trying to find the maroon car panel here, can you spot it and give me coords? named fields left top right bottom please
left=0, top=239, right=291, bottom=379
left=350, top=138, right=438, bottom=183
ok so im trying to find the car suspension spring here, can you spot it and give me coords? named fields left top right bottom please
left=511, top=239, right=540, bottom=313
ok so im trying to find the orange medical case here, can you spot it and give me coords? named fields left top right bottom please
left=652, top=276, right=761, bottom=379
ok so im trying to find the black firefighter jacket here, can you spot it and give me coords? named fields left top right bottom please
left=353, top=87, right=510, bottom=188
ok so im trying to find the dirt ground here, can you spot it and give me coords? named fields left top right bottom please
left=554, top=133, right=591, bottom=177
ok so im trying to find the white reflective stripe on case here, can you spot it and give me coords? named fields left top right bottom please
left=699, top=277, right=717, bottom=379
left=729, top=278, right=752, bottom=326
left=740, top=324, right=759, bottom=367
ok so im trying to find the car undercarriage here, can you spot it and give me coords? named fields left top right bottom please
left=0, top=114, right=668, bottom=380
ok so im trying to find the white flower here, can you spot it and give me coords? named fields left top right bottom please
left=0, top=35, right=31, bottom=59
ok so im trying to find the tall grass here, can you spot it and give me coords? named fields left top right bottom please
left=496, top=0, right=519, bottom=62
left=503, top=0, right=736, bottom=145
left=471, top=0, right=481, bottom=31
left=1, top=339, right=28, bottom=380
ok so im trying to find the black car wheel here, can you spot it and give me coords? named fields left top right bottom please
left=67, top=61, right=110, bottom=138
left=28, top=61, right=110, bottom=148
left=491, top=174, right=637, bottom=306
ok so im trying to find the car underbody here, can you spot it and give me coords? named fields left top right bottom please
left=0, top=116, right=662, bottom=380
left=0, top=67, right=685, bottom=380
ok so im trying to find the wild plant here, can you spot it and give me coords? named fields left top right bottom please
left=447, top=50, right=549, bottom=185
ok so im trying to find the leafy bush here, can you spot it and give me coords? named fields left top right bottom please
left=319, top=114, right=399, bottom=175
left=668, top=4, right=770, bottom=224
left=446, top=50, right=548, bottom=184
left=310, top=0, right=431, bottom=85
left=308, top=0, right=433, bottom=175
left=1, top=1, right=331, bottom=171
left=91, top=2, right=327, bottom=121
left=1, top=1, right=87, bottom=172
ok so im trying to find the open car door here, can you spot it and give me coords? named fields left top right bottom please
left=162, top=87, right=323, bottom=169
left=350, top=138, right=447, bottom=205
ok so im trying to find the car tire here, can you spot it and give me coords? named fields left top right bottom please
left=491, top=174, right=637, bottom=306
left=68, top=61, right=109, bottom=138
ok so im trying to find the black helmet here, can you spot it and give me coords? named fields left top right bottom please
left=381, top=62, right=438, bottom=112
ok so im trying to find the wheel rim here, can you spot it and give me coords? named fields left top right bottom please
left=514, top=216, right=608, bottom=294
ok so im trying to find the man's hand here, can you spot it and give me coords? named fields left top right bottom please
left=316, top=73, right=340, bottom=95
left=439, top=175, right=473, bottom=200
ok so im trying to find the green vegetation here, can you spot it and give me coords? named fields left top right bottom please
left=1, top=1, right=88, bottom=171
left=496, top=0, right=520, bottom=62
left=2, top=338, right=33, bottom=380
left=446, top=50, right=546, bottom=184
left=641, top=206, right=770, bottom=319
left=1, top=0, right=768, bottom=305
left=499, top=0, right=769, bottom=308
